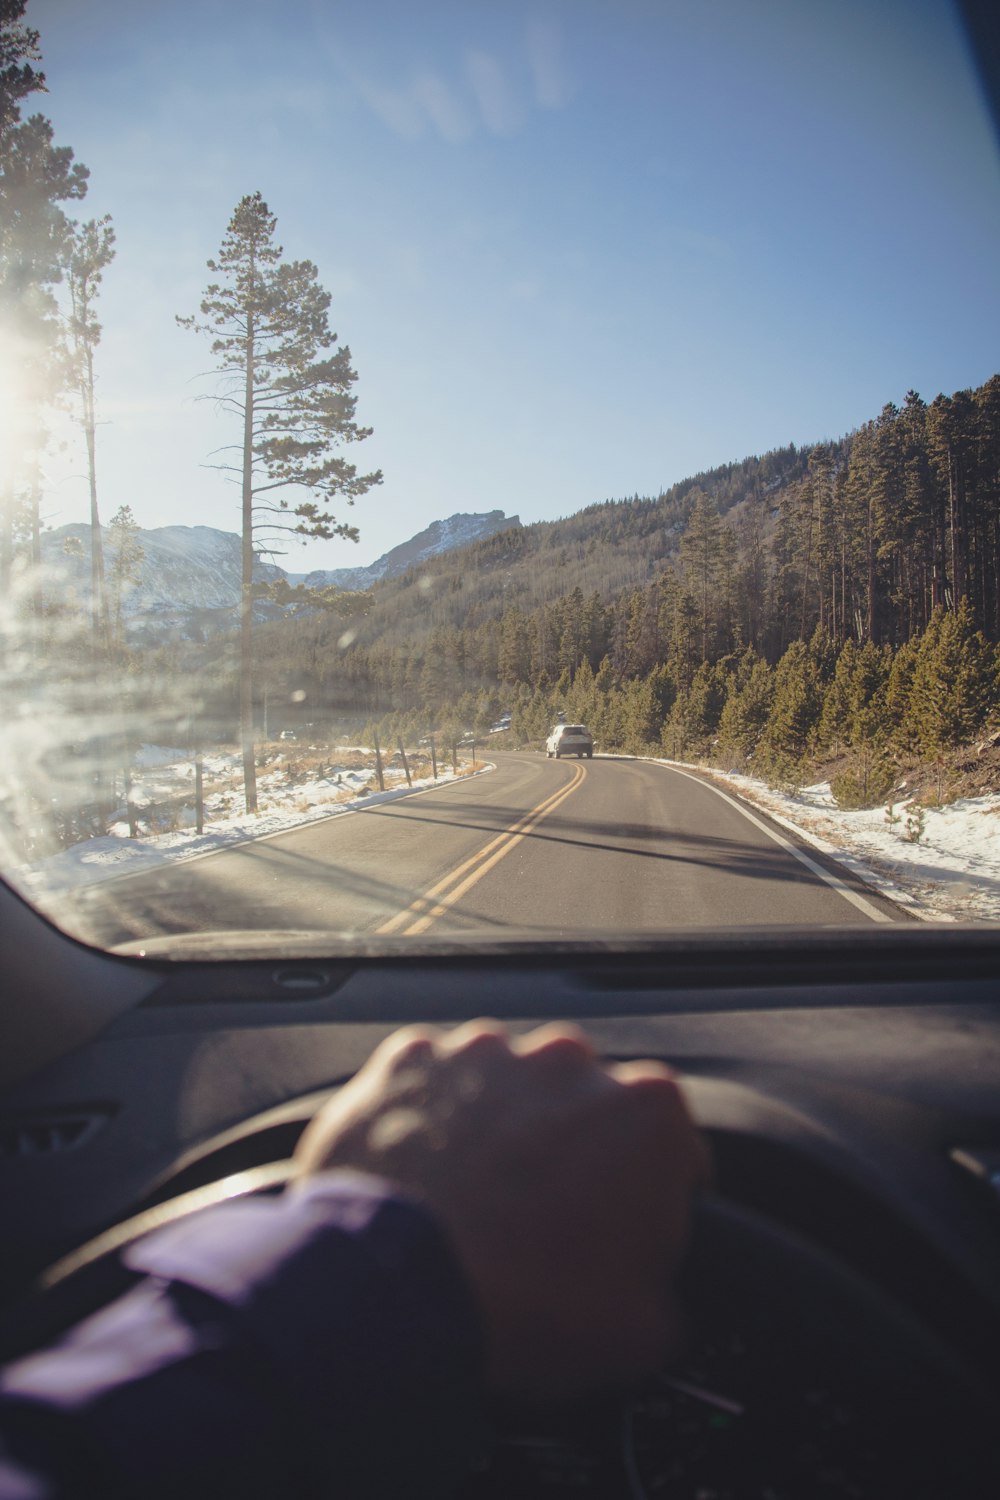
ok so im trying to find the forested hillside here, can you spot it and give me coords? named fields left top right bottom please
left=185, top=374, right=1000, bottom=806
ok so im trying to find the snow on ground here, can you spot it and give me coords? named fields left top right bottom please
left=665, top=762, right=1000, bottom=923
left=18, top=749, right=487, bottom=901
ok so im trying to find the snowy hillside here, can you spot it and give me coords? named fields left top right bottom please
left=42, top=523, right=285, bottom=637
left=40, top=511, right=520, bottom=636
left=289, top=510, right=519, bottom=591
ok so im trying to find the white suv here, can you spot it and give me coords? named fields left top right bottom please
left=545, top=724, right=594, bottom=759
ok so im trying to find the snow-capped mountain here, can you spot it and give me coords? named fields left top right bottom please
left=287, top=510, right=518, bottom=591
left=40, top=511, right=520, bottom=639
left=41, top=524, right=287, bottom=639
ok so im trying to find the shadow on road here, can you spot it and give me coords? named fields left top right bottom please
left=78, top=786, right=868, bottom=947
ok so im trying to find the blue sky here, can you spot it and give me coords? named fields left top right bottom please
left=29, top=0, right=1000, bottom=569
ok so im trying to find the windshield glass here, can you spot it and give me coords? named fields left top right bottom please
left=2, top=0, right=999, bottom=955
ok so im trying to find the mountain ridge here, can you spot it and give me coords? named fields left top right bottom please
left=286, top=510, right=519, bottom=591
left=41, top=510, right=520, bottom=637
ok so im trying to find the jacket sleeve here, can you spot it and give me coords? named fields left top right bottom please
left=0, top=1172, right=486, bottom=1500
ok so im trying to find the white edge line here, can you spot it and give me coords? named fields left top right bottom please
left=653, top=761, right=895, bottom=924
left=597, top=752, right=948, bottom=921
left=672, top=765, right=951, bottom=924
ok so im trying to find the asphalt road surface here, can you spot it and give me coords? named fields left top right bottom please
left=78, top=753, right=905, bottom=947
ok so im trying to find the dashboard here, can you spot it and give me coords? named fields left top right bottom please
left=3, top=890, right=1000, bottom=1495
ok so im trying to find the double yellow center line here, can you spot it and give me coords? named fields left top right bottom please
left=376, top=761, right=587, bottom=936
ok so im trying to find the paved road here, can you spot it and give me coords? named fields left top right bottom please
left=83, top=753, right=903, bottom=947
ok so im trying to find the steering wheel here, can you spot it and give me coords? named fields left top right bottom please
left=4, top=1165, right=999, bottom=1498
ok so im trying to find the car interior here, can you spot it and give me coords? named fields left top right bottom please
left=3, top=875, right=1000, bottom=1495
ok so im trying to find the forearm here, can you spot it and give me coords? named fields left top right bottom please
left=0, top=1174, right=485, bottom=1500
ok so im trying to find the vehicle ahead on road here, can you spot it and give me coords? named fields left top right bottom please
left=546, top=724, right=594, bottom=759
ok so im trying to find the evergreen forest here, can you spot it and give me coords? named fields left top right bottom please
left=233, top=373, right=1000, bottom=807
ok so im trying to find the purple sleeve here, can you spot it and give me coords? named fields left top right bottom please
left=0, top=1173, right=486, bottom=1499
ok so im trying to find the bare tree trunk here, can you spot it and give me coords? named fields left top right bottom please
left=83, top=345, right=110, bottom=651
left=240, top=309, right=259, bottom=814
left=800, top=509, right=813, bottom=640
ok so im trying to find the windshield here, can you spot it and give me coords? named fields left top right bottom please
left=2, top=0, right=999, bottom=955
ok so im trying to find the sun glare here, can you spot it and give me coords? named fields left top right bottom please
left=0, top=336, right=42, bottom=478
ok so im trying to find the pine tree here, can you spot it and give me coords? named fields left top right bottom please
left=732, top=497, right=769, bottom=651
left=106, top=503, right=143, bottom=654
left=679, top=488, right=725, bottom=660
left=820, top=638, right=891, bottom=756
left=906, top=601, right=996, bottom=754
left=683, top=660, right=727, bottom=750
left=885, top=633, right=922, bottom=750
left=179, top=193, right=381, bottom=811
left=497, top=606, right=531, bottom=686
left=618, top=675, right=660, bottom=754
left=818, top=639, right=857, bottom=753
left=0, top=4, right=88, bottom=586
left=717, top=654, right=773, bottom=767
left=0, top=2, right=43, bottom=136
left=759, top=640, right=823, bottom=779
left=897, top=390, right=937, bottom=630
left=666, top=586, right=701, bottom=691
left=419, top=637, right=452, bottom=712
left=848, top=640, right=892, bottom=749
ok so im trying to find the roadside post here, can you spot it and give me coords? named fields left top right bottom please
left=372, top=731, right=386, bottom=792
left=397, top=739, right=413, bottom=787
left=195, top=746, right=204, bottom=835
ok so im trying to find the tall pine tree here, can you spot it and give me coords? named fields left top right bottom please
left=179, top=193, right=381, bottom=811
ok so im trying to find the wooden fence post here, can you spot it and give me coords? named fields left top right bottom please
left=397, top=739, right=412, bottom=787
left=373, top=731, right=386, bottom=792
left=195, top=748, right=204, bottom=835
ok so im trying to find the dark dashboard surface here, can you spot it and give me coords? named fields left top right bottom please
left=3, top=936, right=1000, bottom=1325
left=3, top=916, right=1000, bottom=1496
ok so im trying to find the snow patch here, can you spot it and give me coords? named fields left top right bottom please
left=16, top=753, right=493, bottom=900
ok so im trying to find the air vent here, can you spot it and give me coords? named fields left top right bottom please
left=271, top=967, right=334, bottom=995
left=0, top=1109, right=111, bottom=1157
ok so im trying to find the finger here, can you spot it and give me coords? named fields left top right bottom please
left=440, top=1019, right=510, bottom=1057
left=371, top=1025, right=441, bottom=1072
left=514, top=1022, right=597, bottom=1069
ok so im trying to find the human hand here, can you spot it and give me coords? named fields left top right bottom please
left=294, top=1021, right=710, bottom=1399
